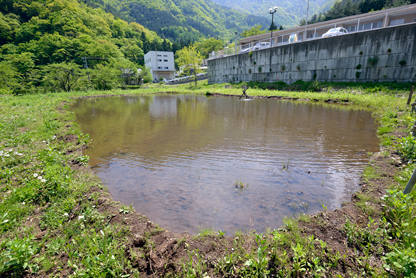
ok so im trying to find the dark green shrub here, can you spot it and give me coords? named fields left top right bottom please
left=367, top=56, right=379, bottom=67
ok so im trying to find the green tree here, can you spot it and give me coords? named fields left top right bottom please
left=240, top=24, right=266, bottom=38
left=195, top=37, right=223, bottom=58
left=176, top=44, right=203, bottom=86
left=0, top=61, right=20, bottom=94
left=42, top=62, right=85, bottom=92
left=0, top=12, right=20, bottom=44
left=269, top=22, right=278, bottom=31
left=385, top=0, right=410, bottom=8
left=6, top=52, right=41, bottom=94
left=89, top=63, right=121, bottom=90
left=137, top=65, right=152, bottom=83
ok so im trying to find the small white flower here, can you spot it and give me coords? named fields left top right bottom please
left=33, top=173, right=38, bottom=178
left=22, top=202, right=25, bottom=205
left=41, top=179, right=46, bottom=183
left=52, top=135, right=56, bottom=140
left=37, top=176, right=42, bottom=180
left=0, top=151, right=3, bottom=156
left=63, top=213, right=69, bottom=217
left=18, top=153, right=23, bottom=156
left=78, top=215, right=84, bottom=220
left=4, top=153, right=10, bottom=157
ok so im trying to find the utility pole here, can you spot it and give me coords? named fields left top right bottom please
left=82, top=57, right=91, bottom=82
left=305, top=0, right=310, bottom=41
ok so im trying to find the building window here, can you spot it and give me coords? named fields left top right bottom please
left=158, top=67, right=162, bottom=69
left=347, top=25, right=356, bottom=32
left=389, top=18, right=404, bottom=26
left=158, top=59, right=162, bottom=62
left=164, top=60, right=168, bottom=62
left=157, top=54, right=161, bottom=57
left=163, top=55, right=167, bottom=57
left=165, top=67, right=169, bottom=69
left=358, top=22, right=372, bottom=31
left=374, top=21, right=383, bottom=28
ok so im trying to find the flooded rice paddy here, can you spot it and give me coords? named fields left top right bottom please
left=71, top=94, right=380, bottom=234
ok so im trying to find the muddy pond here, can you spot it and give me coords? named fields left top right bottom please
left=71, top=94, right=380, bottom=234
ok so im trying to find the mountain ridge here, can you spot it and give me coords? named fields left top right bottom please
left=83, top=0, right=270, bottom=42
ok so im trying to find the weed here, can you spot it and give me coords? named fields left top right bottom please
left=242, top=234, right=269, bottom=277
left=382, top=190, right=416, bottom=241
left=74, top=155, right=89, bottom=165
left=0, top=236, right=39, bottom=274
left=367, top=56, right=379, bottom=67
left=179, top=249, right=208, bottom=277
left=384, top=246, right=416, bottom=276
left=356, top=71, right=361, bottom=78
left=119, top=205, right=130, bottom=214
left=195, top=227, right=216, bottom=239
left=399, top=60, right=407, bottom=66
left=234, top=180, right=248, bottom=191
left=216, top=251, right=238, bottom=275
left=397, top=135, right=416, bottom=163
left=356, top=64, right=362, bottom=70
left=282, top=160, right=290, bottom=170
left=281, top=64, right=286, bottom=71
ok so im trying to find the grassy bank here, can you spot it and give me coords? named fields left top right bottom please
left=1, top=81, right=416, bottom=277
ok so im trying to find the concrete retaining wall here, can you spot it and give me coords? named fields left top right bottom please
left=208, top=24, right=416, bottom=84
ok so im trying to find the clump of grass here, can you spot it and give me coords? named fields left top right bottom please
left=234, top=180, right=248, bottom=191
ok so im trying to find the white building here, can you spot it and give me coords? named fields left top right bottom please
left=144, top=51, right=175, bottom=82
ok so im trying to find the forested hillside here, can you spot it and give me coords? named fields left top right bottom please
left=0, top=0, right=180, bottom=94
left=210, top=0, right=337, bottom=27
left=82, top=0, right=270, bottom=42
left=307, top=0, right=416, bottom=24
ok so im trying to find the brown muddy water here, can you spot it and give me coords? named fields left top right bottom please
left=71, top=94, right=380, bottom=234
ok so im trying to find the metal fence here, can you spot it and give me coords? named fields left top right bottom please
left=208, top=14, right=415, bottom=60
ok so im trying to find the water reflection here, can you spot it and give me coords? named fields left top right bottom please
left=71, top=94, right=380, bottom=234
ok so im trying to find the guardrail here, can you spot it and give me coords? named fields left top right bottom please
left=208, top=19, right=415, bottom=60
left=165, top=72, right=208, bottom=84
